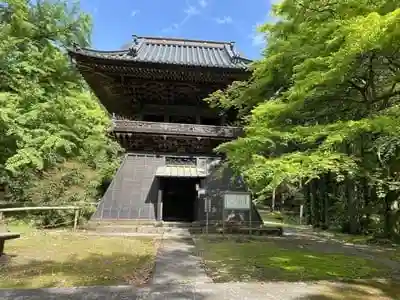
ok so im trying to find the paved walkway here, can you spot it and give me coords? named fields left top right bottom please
left=151, top=237, right=212, bottom=286
left=0, top=228, right=318, bottom=299
left=0, top=282, right=323, bottom=299
left=1, top=228, right=397, bottom=299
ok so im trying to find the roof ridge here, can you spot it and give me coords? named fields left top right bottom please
left=133, top=35, right=233, bottom=47
left=223, top=43, right=237, bottom=60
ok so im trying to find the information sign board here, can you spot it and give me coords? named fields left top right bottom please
left=224, top=192, right=251, bottom=210
left=204, top=197, right=211, bottom=213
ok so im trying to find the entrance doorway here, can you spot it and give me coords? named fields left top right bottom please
left=161, top=177, right=198, bottom=222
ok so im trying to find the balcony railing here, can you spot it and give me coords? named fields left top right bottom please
left=111, top=119, right=242, bottom=138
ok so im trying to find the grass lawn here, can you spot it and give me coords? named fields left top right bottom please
left=0, top=226, right=158, bottom=289
left=259, top=210, right=400, bottom=249
left=195, top=237, right=392, bottom=283
left=258, top=210, right=306, bottom=229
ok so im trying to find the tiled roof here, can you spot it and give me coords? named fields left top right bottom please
left=155, top=165, right=207, bottom=177
left=69, top=36, right=251, bottom=69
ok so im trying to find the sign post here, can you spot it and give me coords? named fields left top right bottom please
left=299, top=205, right=304, bottom=225
left=249, top=199, right=252, bottom=235
left=205, top=197, right=211, bottom=234
left=223, top=191, right=252, bottom=234
left=198, top=188, right=209, bottom=234
left=206, top=203, right=209, bottom=235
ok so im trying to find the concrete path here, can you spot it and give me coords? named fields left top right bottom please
left=0, top=282, right=324, bottom=299
left=151, top=229, right=212, bottom=286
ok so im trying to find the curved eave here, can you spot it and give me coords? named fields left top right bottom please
left=67, top=48, right=252, bottom=73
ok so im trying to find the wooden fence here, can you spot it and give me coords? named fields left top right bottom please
left=0, top=206, right=81, bottom=230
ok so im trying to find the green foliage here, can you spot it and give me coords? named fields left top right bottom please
left=22, top=161, right=100, bottom=226
left=208, top=0, right=400, bottom=238
left=0, top=0, right=122, bottom=226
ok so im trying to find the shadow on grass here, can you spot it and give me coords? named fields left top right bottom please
left=198, top=233, right=400, bottom=267
left=0, top=252, right=154, bottom=289
left=1, top=237, right=398, bottom=299
left=194, top=235, right=400, bottom=299
left=0, top=248, right=214, bottom=300
left=296, top=280, right=400, bottom=300
left=0, top=284, right=213, bottom=300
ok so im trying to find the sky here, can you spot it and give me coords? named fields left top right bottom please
left=77, top=0, right=278, bottom=59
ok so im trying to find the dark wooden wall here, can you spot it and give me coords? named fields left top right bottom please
left=92, top=153, right=164, bottom=220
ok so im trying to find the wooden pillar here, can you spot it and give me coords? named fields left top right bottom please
left=220, top=115, right=226, bottom=125
left=157, top=187, right=163, bottom=221
left=0, top=240, right=4, bottom=256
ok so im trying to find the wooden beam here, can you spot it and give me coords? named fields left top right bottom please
left=133, top=104, right=220, bottom=117
left=0, top=206, right=79, bottom=212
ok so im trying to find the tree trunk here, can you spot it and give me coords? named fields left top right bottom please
left=322, top=173, right=330, bottom=229
left=345, top=143, right=359, bottom=234
left=359, top=135, right=370, bottom=233
left=383, top=191, right=396, bottom=238
left=271, top=188, right=276, bottom=212
left=361, top=176, right=370, bottom=232
left=304, top=183, right=312, bottom=225
left=310, top=180, right=319, bottom=228
left=345, top=176, right=359, bottom=234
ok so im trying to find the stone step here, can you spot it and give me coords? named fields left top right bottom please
left=85, top=225, right=169, bottom=234
left=160, top=222, right=193, bottom=228
left=87, top=219, right=161, bottom=226
left=87, top=220, right=193, bottom=228
left=84, top=220, right=194, bottom=234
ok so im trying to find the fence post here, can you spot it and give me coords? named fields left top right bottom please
left=299, top=205, right=304, bottom=225
left=249, top=207, right=252, bottom=235
left=73, top=208, right=80, bottom=231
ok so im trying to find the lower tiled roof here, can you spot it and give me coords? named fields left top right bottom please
left=155, top=165, right=207, bottom=177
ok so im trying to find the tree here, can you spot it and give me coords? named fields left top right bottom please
left=207, top=0, right=400, bottom=238
left=0, top=0, right=122, bottom=225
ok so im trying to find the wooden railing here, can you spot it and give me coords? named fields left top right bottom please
left=111, top=119, right=243, bottom=138
left=0, top=206, right=81, bottom=230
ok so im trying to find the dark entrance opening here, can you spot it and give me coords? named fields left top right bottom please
left=162, top=177, right=198, bottom=222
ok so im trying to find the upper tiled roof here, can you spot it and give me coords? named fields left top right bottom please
left=69, top=35, right=252, bottom=70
